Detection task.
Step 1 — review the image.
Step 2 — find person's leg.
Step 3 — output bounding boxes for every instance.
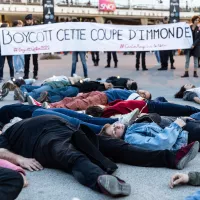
[71,52,78,76]
[193,56,198,77]
[50,108,118,125]
[155,51,160,63]
[169,50,175,68]
[96,52,100,65]
[153,97,168,103]
[7,56,14,79]
[0,55,5,80]
[32,54,38,78]
[47,86,79,103]
[112,52,118,67]
[24,54,31,78]
[136,52,140,70]
[182,51,190,77]
[20,85,40,94]
[106,52,111,67]
[28,85,52,99]
[147,101,200,116]
[185,120,200,144]
[0,104,39,125]
[142,52,147,70]
[19,55,25,71]
[79,52,88,78]
[91,52,95,65]
[0,167,24,200]
[13,55,20,72]
[32,109,102,134]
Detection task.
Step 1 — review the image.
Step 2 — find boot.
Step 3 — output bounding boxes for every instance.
[114,62,118,68]
[194,71,198,78]
[181,71,189,78]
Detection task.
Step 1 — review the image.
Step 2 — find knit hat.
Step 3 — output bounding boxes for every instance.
[25,14,33,20]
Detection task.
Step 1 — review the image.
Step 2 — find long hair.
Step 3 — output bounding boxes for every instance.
[174,86,186,98]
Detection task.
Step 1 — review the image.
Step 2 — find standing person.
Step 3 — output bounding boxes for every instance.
[135,51,148,71]
[182,16,200,78]
[71,18,88,78]
[105,20,118,68]
[154,20,161,66]
[169,50,176,69]
[0,23,15,83]
[12,20,24,75]
[23,14,39,80]
[158,17,173,71]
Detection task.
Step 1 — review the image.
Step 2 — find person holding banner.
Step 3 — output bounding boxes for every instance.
[23,14,39,80]
[182,16,200,78]
[0,23,15,83]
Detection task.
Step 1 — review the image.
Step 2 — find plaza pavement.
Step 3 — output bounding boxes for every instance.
[1,52,200,200]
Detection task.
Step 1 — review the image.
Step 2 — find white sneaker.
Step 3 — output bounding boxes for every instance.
[119,109,140,126]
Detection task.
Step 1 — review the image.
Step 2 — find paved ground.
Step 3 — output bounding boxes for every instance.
[1,52,200,200]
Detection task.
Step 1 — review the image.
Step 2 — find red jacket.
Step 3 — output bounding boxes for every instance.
[102,100,148,118]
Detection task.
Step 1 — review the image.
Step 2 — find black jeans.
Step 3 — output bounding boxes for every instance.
[160,50,169,69]
[136,51,146,69]
[24,54,38,78]
[107,52,118,65]
[169,50,174,66]
[0,55,14,79]
[0,167,23,200]
[147,101,200,116]
[91,52,99,64]
[0,104,38,125]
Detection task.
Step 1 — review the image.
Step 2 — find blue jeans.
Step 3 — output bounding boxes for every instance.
[47,86,79,103]
[13,55,24,72]
[32,108,117,134]
[0,55,14,79]
[155,51,160,63]
[71,52,88,77]
[20,85,52,100]
[185,50,198,69]
[148,101,200,116]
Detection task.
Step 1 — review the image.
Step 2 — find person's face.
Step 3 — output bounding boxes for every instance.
[184,84,195,90]
[138,90,151,100]
[105,122,125,139]
[194,18,200,26]
[26,19,33,25]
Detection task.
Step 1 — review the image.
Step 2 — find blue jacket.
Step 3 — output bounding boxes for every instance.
[124,122,188,151]
[185,191,200,200]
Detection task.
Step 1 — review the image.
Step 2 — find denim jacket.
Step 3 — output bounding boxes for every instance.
[185,191,200,200]
[124,122,188,151]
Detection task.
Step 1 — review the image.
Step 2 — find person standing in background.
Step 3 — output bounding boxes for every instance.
[105,20,118,68]
[12,20,24,75]
[0,23,15,83]
[182,16,200,78]
[135,51,148,71]
[23,14,39,80]
[154,20,161,67]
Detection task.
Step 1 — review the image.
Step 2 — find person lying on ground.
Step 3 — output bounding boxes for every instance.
[0,104,138,134]
[13,75,83,102]
[175,84,200,104]
[169,172,200,200]
[30,81,114,103]
[27,88,152,110]
[0,115,198,197]
[98,76,138,90]
[86,98,200,118]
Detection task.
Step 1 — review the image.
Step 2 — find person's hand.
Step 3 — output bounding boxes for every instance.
[191,46,195,49]
[169,173,189,189]
[17,157,43,172]
[174,118,186,128]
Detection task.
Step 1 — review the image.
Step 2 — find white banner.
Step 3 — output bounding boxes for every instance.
[0,22,193,55]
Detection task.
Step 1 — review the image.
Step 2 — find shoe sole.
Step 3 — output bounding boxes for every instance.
[37,92,48,103]
[97,175,131,197]
[128,108,140,126]
[27,96,34,106]
[177,141,199,170]
[15,88,25,102]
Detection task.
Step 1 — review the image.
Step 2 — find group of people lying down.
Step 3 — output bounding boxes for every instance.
[0,75,200,199]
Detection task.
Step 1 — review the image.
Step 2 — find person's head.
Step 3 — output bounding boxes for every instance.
[71,18,79,22]
[163,16,169,24]
[137,90,152,100]
[99,122,125,139]
[191,15,200,25]
[1,23,9,28]
[12,20,23,27]
[104,83,113,90]
[106,20,112,24]
[174,84,195,98]
[25,14,33,25]
[86,106,104,117]
[126,80,138,90]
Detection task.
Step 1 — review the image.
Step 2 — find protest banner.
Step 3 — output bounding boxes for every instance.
[0,22,193,55]
[99,0,116,12]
